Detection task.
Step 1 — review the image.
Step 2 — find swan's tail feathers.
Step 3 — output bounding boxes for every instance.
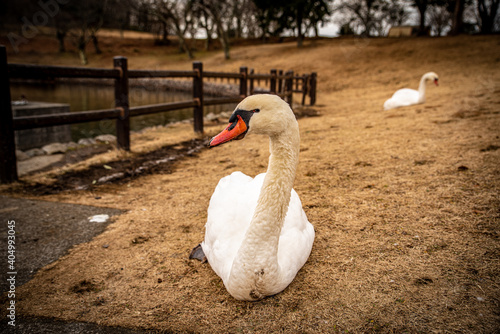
[189,243,207,263]
[383,98,394,111]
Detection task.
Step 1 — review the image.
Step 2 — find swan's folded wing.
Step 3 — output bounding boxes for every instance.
[384,88,419,110]
[202,172,264,280]
[277,189,315,281]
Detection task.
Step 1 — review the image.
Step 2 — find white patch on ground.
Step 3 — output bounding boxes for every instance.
[88,214,110,223]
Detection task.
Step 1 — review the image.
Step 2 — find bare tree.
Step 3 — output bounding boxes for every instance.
[194,6,215,50]
[53,11,73,53]
[412,0,431,35]
[336,0,395,36]
[253,0,331,46]
[291,0,332,46]
[228,0,258,39]
[449,0,465,35]
[386,0,413,26]
[63,0,110,64]
[428,3,452,35]
[306,0,333,37]
[149,0,195,59]
[240,0,260,38]
[477,0,500,33]
[253,2,287,41]
[194,0,232,60]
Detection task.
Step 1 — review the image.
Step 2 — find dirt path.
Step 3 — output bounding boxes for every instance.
[1,35,499,333]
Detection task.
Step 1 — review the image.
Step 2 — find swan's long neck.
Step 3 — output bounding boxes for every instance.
[417,75,428,103]
[227,120,300,300]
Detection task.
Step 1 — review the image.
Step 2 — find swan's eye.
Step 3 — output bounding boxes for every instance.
[252,109,260,113]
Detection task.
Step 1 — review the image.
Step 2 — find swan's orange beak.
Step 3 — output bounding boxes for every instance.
[434,78,439,86]
[209,115,248,147]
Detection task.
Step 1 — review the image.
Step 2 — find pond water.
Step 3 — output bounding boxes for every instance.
[10,82,235,141]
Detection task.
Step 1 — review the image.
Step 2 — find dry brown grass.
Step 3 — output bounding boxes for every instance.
[1,34,500,333]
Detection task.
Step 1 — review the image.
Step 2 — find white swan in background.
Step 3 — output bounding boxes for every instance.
[190,94,314,301]
[383,72,439,110]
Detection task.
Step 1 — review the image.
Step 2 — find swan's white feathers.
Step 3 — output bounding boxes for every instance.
[200,94,314,301]
[383,88,419,110]
[202,172,259,281]
[202,171,314,285]
[383,72,439,110]
[277,193,314,281]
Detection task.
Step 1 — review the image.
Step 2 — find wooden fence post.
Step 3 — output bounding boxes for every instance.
[309,72,317,105]
[270,69,277,94]
[249,69,254,95]
[114,56,130,150]
[285,70,294,106]
[0,46,18,183]
[301,74,309,106]
[193,61,204,133]
[278,70,283,93]
[239,66,248,97]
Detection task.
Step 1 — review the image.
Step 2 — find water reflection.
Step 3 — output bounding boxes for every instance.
[10,82,234,141]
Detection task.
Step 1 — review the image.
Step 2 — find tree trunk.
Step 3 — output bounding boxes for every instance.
[201,3,230,59]
[92,34,102,54]
[79,49,88,65]
[204,32,212,51]
[297,32,303,47]
[56,30,66,53]
[171,19,193,59]
[296,5,304,47]
[478,0,500,33]
[417,0,428,35]
[201,12,212,51]
[221,33,230,60]
[450,0,465,35]
[216,23,230,59]
[77,35,88,65]
[162,21,169,42]
[179,35,194,59]
[184,44,194,59]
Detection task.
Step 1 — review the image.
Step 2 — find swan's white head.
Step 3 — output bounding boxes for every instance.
[423,72,439,86]
[209,94,295,147]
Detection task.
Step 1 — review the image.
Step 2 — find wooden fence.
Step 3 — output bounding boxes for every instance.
[0,45,317,183]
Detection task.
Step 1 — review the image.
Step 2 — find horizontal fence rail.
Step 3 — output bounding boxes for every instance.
[128,69,197,78]
[204,97,244,106]
[13,108,122,130]
[204,71,242,79]
[0,45,317,184]
[129,101,198,117]
[8,63,121,79]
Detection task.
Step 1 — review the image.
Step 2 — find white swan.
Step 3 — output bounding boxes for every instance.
[194,94,314,301]
[383,72,439,110]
